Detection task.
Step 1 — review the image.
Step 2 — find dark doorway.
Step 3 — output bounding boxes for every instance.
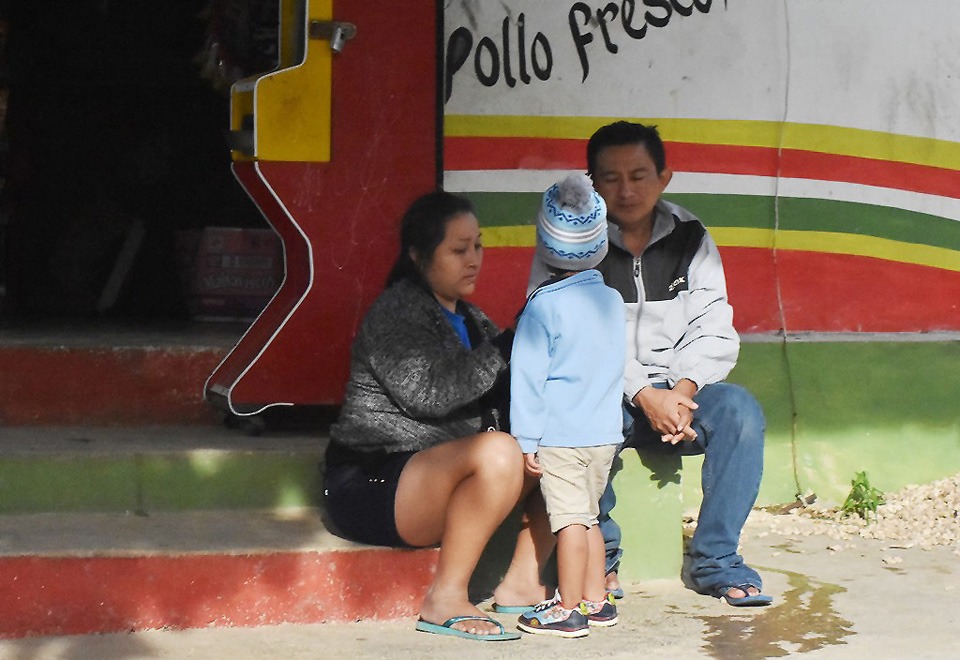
[0,0,276,322]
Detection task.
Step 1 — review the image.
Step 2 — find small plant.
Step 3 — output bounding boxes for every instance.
[841,471,885,520]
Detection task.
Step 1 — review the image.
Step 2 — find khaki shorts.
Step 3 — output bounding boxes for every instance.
[537,445,618,534]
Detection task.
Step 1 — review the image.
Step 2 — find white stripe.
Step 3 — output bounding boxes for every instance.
[446,170,577,192]
[671,173,960,223]
[444,170,960,223]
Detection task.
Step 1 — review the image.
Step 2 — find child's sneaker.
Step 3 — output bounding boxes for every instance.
[517,596,589,638]
[581,593,619,627]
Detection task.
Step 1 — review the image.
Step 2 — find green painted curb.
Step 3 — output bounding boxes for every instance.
[2,343,956,532]
[0,450,324,514]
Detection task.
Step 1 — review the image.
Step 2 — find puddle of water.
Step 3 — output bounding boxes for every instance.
[692,567,854,658]
[772,543,803,555]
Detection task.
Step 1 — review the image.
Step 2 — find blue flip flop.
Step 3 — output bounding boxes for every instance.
[416,615,521,641]
[492,603,535,614]
[716,584,773,607]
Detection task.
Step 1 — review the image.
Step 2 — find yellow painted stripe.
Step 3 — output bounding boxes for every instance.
[446,115,960,171]
[774,230,960,272]
[446,115,782,148]
[710,227,776,249]
[484,225,534,247]
[482,225,959,272]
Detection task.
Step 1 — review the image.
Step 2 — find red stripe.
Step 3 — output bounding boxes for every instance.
[471,246,960,333]
[0,550,437,638]
[775,250,960,332]
[446,136,585,171]
[445,136,960,199]
[0,347,223,425]
[668,142,778,177]
[780,148,960,199]
[444,137,778,176]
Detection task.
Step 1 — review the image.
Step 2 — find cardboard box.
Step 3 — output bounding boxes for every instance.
[176,228,282,321]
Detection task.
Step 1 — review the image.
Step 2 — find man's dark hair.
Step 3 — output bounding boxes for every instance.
[586,121,667,176]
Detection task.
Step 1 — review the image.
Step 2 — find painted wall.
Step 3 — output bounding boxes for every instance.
[442,0,960,332]
[442,0,960,503]
[206,0,439,412]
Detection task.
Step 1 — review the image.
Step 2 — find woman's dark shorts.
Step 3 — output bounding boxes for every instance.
[323,446,417,548]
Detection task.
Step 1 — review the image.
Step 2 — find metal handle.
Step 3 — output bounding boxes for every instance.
[309,20,357,53]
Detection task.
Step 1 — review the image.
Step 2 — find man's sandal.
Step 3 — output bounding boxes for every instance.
[605,571,625,599]
[715,584,773,607]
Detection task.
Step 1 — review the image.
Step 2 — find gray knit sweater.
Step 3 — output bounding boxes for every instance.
[330,279,508,454]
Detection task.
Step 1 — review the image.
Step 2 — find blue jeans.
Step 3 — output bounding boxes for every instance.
[599,382,766,593]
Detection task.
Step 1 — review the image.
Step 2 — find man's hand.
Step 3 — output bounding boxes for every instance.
[523,453,543,477]
[632,379,699,445]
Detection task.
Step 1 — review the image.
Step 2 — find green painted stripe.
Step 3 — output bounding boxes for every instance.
[777,197,960,251]
[664,194,775,230]
[467,192,774,231]
[669,194,960,252]
[469,191,540,228]
[466,191,960,254]
[0,451,323,515]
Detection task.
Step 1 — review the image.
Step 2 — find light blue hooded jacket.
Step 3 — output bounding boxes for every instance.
[510,270,626,454]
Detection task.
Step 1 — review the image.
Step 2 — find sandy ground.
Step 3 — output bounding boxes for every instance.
[2,510,958,660]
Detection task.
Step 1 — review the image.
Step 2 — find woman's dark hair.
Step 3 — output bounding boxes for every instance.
[586,121,667,176]
[386,191,475,287]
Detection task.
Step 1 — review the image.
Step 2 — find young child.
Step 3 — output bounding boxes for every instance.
[510,173,626,638]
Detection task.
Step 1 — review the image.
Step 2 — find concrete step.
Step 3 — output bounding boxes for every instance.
[0,424,676,640]
[0,508,439,639]
[0,321,243,426]
[0,425,329,515]
[0,425,452,640]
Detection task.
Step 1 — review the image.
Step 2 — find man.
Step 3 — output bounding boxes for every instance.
[530,121,770,606]
[493,120,770,609]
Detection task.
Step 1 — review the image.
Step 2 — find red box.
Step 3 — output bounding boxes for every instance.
[176,228,282,321]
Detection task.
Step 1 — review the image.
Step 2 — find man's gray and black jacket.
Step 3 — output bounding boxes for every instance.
[528,199,740,402]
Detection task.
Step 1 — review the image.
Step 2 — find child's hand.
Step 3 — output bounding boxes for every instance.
[523,453,543,477]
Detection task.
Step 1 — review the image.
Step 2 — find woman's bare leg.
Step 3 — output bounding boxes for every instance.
[395,431,522,635]
[491,482,556,608]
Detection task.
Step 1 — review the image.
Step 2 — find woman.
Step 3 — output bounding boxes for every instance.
[323,191,524,641]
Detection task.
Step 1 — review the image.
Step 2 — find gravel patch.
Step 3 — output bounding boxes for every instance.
[744,472,960,555]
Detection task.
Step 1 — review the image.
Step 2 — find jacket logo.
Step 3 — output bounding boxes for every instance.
[668,277,686,292]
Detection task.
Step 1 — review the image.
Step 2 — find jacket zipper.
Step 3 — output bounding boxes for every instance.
[634,257,642,301]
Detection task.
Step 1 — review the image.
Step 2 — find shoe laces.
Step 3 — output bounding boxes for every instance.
[531,590,562,613]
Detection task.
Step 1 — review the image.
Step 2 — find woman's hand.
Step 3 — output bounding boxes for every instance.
[523,453,543,477]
